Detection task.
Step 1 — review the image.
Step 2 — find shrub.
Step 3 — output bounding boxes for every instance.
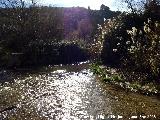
[99,13,142,66]
[96,12,160,83]
[126,19,160,82]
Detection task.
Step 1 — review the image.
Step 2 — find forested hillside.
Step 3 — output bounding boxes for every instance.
[0,1,120,68]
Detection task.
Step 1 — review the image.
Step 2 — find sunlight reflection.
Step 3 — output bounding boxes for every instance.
[1,63,160,119]
[22,68,112,119]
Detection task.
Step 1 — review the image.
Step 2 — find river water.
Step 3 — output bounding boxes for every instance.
[0,62,160,120]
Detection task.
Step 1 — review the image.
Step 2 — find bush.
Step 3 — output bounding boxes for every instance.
[99,13,143,66]
[97,12,160,83]
[20,40,89,67]
[125,19,160,82]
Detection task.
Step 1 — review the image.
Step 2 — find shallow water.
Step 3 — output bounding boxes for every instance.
[0,62,160,120]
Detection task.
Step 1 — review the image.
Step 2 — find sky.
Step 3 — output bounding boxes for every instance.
[39,0,122,11]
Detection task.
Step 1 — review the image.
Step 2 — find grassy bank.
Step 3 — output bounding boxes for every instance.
[91,63,160,96]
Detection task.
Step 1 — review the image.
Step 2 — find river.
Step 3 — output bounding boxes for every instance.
[0,61,160,120]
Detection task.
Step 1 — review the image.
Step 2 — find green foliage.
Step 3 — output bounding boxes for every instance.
[91,63,159,94]
[91,63,123,83]
[112,74,123,82]
[91,63,103,75]
[130,82,141,90]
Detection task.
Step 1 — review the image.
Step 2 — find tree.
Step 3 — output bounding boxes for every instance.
[144,0,160,20]
[117,0,146,13]
[0,0,40,50]
[78,19,93,41]
[100,4,110,11]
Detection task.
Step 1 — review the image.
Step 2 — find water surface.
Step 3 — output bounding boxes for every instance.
[0,62,160,120]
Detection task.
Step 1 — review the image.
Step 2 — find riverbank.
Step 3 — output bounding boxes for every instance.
[91,63,160,96]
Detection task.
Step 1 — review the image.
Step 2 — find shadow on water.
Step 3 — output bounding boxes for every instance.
[0,61,160,120]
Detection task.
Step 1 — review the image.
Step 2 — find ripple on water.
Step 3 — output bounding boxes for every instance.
[0,63,160,120]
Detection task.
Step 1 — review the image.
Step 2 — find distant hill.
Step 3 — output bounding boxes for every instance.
[61,5,121,41]
[0,5,121,44]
